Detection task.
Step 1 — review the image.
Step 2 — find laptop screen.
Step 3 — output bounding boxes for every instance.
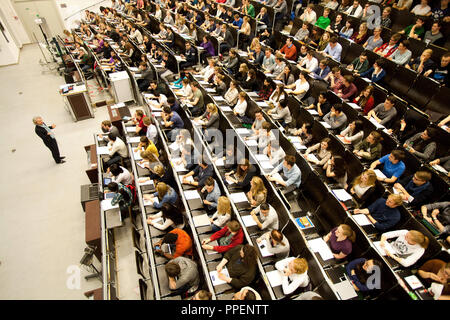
[103,177,112,185]
[104,192,116,199]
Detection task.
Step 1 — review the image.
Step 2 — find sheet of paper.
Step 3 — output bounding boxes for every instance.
[332,189,352,202]
[260,161,274,170]
[136,161,147,169]
[306,154,319,163]
[101,199,119,211]
[236,128,250,135]
[219,106,233,112]
[246,139,258,147]
[209,268,230,286]
[230,192,248,204]
[373,240,393,257]
[266,270,283,287]
[169,142,180,151]
[404,275,423,290]
[269,172,283,183]
[205,87,216,93]
[143,197,159,206]
[193,214,211,227]
[307,109,319,115]
[128,136,141,143]
[183,175,195,184]
[256,101,269,107]
[308,238,334,261]
[432,164,448,174]
[225,175,235,185]
[258,239,274,257]
[374,169,387,179]
[206,240,218,255]
[293,142,307,150]
[347,102,361,110]
[337,135,352,145]
[255,154,270,162]
[320,121,331,129]
[133,149,143,160]
[334,280,358,300]
[126,126,137,133]
[213,96,225,102]
[352,214,372,226]
[215,158,224,166]
[241,215,258,227]
[96,146,110,155]
[369,117,385,129]
[184,190,201,200]
[138,178,154,186]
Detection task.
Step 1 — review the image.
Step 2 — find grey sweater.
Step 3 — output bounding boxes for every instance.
[323,111,347,129]
[372,103,397,126]
[171,256,199,290]
[405,132,436,161]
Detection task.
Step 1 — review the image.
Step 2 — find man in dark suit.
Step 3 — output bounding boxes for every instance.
[33,116,65,164]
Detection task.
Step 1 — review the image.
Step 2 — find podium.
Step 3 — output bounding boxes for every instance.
[110,71,134,103]
[60,83,94,121]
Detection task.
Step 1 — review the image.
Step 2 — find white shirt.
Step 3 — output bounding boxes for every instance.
[200,65,215,81]
[300,10,317,24]
[113,166,133,185]
[146,124,158,143]
[108,137,128,158]
[300,56,319,72]
[131,29,143,44]
[411,4,431,15]
[382,230,425,267]
[275,257,309,295]
[234,99,247,117]
[292,79,310,99]
[345,5,363,18]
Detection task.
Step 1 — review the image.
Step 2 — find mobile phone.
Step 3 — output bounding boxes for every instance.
[155,245,161,250]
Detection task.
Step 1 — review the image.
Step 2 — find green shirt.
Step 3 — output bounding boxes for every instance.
[245,4,255,18]
[404,25,425,38]
[315,16,331,30]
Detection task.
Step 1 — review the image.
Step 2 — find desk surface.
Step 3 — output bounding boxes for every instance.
[60,84,87,96]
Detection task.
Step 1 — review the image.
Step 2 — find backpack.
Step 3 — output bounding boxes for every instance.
[126,184,137,203]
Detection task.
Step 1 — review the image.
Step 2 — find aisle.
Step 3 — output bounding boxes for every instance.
[0,44,108,299]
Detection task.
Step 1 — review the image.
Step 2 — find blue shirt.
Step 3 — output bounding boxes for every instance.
[153,186,178,209]
[323,43,342,62]
[367,198,401,231]
[232,18,243,28]
[274,163,301,187]
[311,66,330,80]
[379,155,405,179]
[346,258,370,292]
[170,111,184,129]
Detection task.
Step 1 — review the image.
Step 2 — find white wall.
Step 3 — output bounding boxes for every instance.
[0,13,20,65]
[0,0,30,46]
[54,0,110,30]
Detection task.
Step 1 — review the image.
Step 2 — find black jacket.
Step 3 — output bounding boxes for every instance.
[35,124,55,144]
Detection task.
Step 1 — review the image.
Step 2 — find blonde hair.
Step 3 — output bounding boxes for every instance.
[292,258,308,274]
[408,230,429,248]
[353,170,377,188]
[140,150,158,162]
[217,196,231,215]
[422,49,433,58]
[156,182,169,200]
[207,103,218,114]
[240,63,249,73]
[339,224,356,242]
[388,194,403,206]
[251,176,267,199]
[153,165,164,176]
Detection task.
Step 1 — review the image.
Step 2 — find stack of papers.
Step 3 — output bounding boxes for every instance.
[332,189,353,202]
[266,270,283,287]
[126,126,137,133]
[306,154,319,163]
[101,199,119,211]
[352,214,372,226]
[369,117,385,129]
[183,175,195,184]
[241,215,257,227]
[374,169,387,179]
[219,106,233,112]
[184,190,201,200]
[96,146,110,155]
[143,197,159,206]
[308,238,334,261]
[255,154,270,162]
[136,161,147,169]
[209,268,230,286]
[432,164,448,174]
[334,281,358,300]
[230,192,248,204]
[138,178,154,186]
[128,136,141,143]
[193,214,211,227]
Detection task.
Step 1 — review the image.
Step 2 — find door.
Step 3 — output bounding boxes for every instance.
[13,0,65,43]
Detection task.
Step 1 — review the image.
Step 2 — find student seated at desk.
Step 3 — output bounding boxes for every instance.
[214,143,244,171]
[257,230,290,260]
[324,155,348,189]
[182,156,214,188]
[288,123,313,146]
[379,229,429,268]
[214,244,258,289]
[393,170,434,208]
[232,286,262,300]
[403,126,438,162]
[284,71,310,100]
[268,155,302,189]
[201,220,244,253]
[143,182,178,209]
[346,258,384,292]
[418,259,450,300]
[339,120,364,146]
[162,106,185,141]
[323,224,356,260]
[107,182,133,214]
[147,203,185,231]
[304,92,331,118]
[224,158,257,191]
[366,96,397,128]
[421,201,450,245]
[304,138,332,166]
[131,110,148,136]
[251,111,265,136]
[353,194,403,232]
[267,83,287,105]
[323,104,348,131]
[108,163,133,186]
[267,99,293,128]
[210,196,232,232]
[153,227,191,259]
[104,133,128,169]
[350,170,377,206]
[369,150,406,184]
[135,136,158,158]
[143,164,177,190]
[250,202,280,231]
[265,140,286,168]
[165,256,199,296]
[353,131,383,161]
[224,80,240,106]
[254,121,277,150]
[275,257,310,295]
[201,177,221,214]
[191,290,213,300]
[247,176,267,208]
[139,150,162,171]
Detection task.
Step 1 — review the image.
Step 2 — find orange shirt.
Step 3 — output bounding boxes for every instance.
[280,44,298,61]
[170,228,193,258]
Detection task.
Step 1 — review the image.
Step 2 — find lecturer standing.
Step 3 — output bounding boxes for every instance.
[33,116,65,164]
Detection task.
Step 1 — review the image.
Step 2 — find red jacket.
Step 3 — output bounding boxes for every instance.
[280,44,298,61]
[210,226,244,253]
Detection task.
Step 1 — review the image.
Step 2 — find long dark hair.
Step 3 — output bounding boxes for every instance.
[160,202,184,225]
[241,244,257,267]
[332,155,347,178]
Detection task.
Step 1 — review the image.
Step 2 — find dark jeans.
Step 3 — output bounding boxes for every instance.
[211,224,221,233]
[104,152,121,170]
[44,138,62,163]
[200,51,212,65]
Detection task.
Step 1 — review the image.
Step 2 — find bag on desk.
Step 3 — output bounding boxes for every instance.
[126,184,137,204]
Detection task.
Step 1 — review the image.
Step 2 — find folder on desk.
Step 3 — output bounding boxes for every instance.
[352,214,372,226]
[334,280,358,300]
[230,192,248,204]
[184,190,201,200]
[295,216,314,229]
[205,88,216,93]
[256,101,269,107]
[209,268,230,286]
[308,238,334,261]
[126,126,137,133]
[347,102,361,110]
[306,154,319,163]
[332,189,352,202]
[213,96,225,102]
[96,146,110,155]
[404,275,423,290]
[258,239,274,257]
[143,197,159,207]
[241,215,258,227]
[193,214,211,227]
[206,240,218,255]
[293,142,307,151]
[266,270,283,287]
